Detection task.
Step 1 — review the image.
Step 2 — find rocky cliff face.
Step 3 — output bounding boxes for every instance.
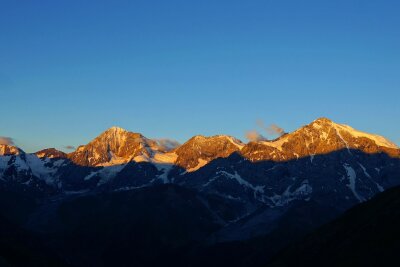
[64,128,247,175]
[67,127,163,167]
[0,144,23,156]
[173,135,244,171]
[241,118,399,162]
[35,148,67,159]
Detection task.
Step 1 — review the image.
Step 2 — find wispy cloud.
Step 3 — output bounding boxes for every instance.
[245,120,286,142]
[245,130,267,142]
[257,120,286,137]
[0,136,14,145]
[155,139,181,151]
[266,124,285,136]
[64,145,76,150]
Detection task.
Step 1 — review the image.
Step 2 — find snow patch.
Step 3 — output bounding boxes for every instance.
[187,158,209,172]
[333,125,352,155]
[153,152,178,164]
[267,180,312,206]
[358,163,384,192]
[154,163,174,183]
[226,136,245,150]
[335,123,398,149]
[24,154,64,185]
[96,164,127,186]
[214,171,265,201]
[343,164,364,202]
[260,136,289,152]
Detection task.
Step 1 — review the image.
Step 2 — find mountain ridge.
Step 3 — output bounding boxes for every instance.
[2,118,392,165]
[1,117,398,201]
[53,118,399,169]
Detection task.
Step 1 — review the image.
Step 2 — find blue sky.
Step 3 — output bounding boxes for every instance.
[1,0,399,152]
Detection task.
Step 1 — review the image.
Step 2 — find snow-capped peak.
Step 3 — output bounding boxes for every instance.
[0,144,24,156]
[307,117,397,149]
[331,123,398,149]
[104,126,128,134]
[68,127,164,167]
[241,117,399,162]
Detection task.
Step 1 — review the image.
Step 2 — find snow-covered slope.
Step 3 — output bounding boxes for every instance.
[0,148,66,191]
[241,118,399,162]
[332,122,398,149]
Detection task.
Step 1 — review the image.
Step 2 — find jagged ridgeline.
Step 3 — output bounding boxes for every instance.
[1,117,398,203]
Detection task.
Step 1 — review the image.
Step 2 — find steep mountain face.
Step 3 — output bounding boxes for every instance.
[67,129,244,171]
[67,127,164,167]
[173,135,244,171]
[172,118,399,225]
[241,117,399,162]
[58,130,245,189]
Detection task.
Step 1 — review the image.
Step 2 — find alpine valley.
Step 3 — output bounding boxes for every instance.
[1,117,399,267]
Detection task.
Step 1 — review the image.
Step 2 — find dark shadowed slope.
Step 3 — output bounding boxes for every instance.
[0,214,69,267]
[42,184,246,267]
[267,185,400,267]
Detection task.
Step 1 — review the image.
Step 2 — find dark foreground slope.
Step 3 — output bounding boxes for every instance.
[2,184,400,267]
[40,184,247,267]
[0,215,68,267]
[267,186,400,267]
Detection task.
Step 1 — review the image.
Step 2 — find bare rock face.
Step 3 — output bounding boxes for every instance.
[0,144,24,156]
[174,135,244,171]
[35,148,67,159]
[241,118,399,162]
[68,127,163,166]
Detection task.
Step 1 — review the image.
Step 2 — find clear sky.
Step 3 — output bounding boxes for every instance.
[1,0,399,152]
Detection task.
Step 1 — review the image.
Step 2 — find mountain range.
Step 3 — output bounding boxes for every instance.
[0,117,399,266]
